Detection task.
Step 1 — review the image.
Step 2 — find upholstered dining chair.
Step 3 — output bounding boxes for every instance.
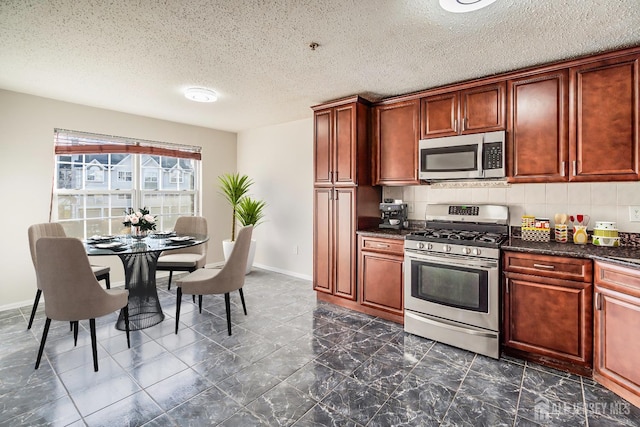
[27,222,111,330]
[174,225,252,336]
[34,237,130,372]
[156,216,208,290]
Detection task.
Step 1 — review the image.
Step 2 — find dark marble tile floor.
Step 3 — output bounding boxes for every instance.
[1,269,638,426]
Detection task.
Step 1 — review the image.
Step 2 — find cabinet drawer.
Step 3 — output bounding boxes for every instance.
[360,236,404,256]
[595,261,640,298]
[503,251,592,282]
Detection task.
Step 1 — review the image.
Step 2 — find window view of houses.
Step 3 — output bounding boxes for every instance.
[54,153,198,237]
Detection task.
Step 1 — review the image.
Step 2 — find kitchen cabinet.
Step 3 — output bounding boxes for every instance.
[570,54,640,182]
[314,97,371,186]
[507,70,569,182]
[314,187,357,299]
[420,82,505,139]
[312,96,381,304]
[358,235,404,322]
[593,261,640,408]
[373,99,420,185]
[503,251,593,376]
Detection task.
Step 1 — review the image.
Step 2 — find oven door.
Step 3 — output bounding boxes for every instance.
[404,250,500,331]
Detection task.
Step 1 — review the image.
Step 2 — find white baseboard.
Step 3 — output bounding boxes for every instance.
[252,263,312,281]
[0,299,34,312]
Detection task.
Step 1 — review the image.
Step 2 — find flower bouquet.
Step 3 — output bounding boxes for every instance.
[123,207,157,238]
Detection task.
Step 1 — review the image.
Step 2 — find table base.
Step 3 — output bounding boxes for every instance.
[116,251,164,331]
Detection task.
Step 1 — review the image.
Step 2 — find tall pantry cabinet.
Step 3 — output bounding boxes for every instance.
[312,96,381,303]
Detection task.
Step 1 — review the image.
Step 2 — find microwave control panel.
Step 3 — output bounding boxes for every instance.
[483,142,503,170]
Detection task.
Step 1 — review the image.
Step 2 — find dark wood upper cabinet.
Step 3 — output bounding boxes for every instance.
[421,82,506,139]
[373,99,420,186]
[507,70,569,182]
[313,97,371,187]
[570,54,640,181]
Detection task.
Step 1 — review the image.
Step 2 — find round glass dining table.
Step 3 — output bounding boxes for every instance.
[85,233,209,331]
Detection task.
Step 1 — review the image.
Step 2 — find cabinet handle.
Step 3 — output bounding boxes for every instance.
[462,117,467,131]
[560,161,566,177]
[595,292,602,311]
[533,263,555,270]
[329,189,333,200]
[334,189,339,200]
[454,119,458,133]
[505,278,509,294]
[573,160,577,176]
[372,243,390,249]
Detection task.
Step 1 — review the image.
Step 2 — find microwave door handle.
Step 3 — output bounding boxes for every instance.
[478,142,484,177]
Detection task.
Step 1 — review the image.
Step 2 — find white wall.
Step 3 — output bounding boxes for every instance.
[385,182,640,231]
[0,89,237,309]
[237,118,313,279]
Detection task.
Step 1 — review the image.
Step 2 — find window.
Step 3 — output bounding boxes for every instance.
[118,171,132,182]
[52,129,201,238]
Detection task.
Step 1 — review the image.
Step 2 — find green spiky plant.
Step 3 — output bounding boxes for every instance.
[236,197,267,229]
[218,173,253,241]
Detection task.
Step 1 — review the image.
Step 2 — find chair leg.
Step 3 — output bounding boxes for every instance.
[35,318,51,369]
[70,322,73,331]
[239,288,247,316]
[198,295,203,313]
[192,295,196,303]
[167,271,173,290]
[73,321,79,346]
[175,287,182,334]
[89,318,98,372]
[27,290,42,330]
[123,306,130,348]
[224,293,232,336]
[105,274,111,290]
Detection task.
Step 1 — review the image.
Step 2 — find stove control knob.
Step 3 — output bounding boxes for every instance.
[472,248,481,256]
[443,245,451,252]
[462,247,471,255]
[417,242,425,249]
[427,243,433,250]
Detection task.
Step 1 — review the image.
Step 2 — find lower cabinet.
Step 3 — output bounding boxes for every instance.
[593,261,640,408]
[358,235,404,322]
[502,251,593,376]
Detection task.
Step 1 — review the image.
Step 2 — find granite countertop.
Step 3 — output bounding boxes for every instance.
[357,227,640,269]
[357,228,413,240]
[502,237,640,268]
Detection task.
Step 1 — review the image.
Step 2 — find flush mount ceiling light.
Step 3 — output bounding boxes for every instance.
[184,87,218,103]
[439,0,498,13]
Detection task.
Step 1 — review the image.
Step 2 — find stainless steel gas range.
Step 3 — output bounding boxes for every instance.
[404,204,509,359]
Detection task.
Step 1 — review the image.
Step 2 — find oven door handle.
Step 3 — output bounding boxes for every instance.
[406,252,497,270]
[405,311,497,338]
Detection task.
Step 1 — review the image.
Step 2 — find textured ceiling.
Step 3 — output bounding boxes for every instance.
[1,0,639,133]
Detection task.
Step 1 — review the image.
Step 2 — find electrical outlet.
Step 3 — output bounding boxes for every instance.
[630,206,640,222]
[407,202,414,214]
[293,245,299,255]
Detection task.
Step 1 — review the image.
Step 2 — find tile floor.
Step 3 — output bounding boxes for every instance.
[1,269,638,426]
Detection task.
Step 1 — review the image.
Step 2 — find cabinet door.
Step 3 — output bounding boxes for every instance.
[359,251,403,315]
[421,93,458,138]
[593,261,640,407]
[313,188,333,294]
[508,70,569,182]
[461,82,506,134]
[504,274,592,367]
[334,188,356,300]
[374,100,420,185]
[334,104,357,185]
[314,109,333,185]
[571,55,640,181]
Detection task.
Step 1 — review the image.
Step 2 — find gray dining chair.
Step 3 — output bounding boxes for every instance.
[34,237,130,372]
[27,222,111,330]
[156,216,208,290]
[174,225,252,335]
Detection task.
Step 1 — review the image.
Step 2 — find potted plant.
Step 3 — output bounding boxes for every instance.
[218,173,266,274]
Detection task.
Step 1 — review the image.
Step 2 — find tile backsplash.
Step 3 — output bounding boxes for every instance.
[383,181,640,233]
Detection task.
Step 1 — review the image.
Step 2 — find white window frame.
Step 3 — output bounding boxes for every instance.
[53,153,200,237]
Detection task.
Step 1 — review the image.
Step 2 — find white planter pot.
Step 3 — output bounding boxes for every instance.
[222,238,256,275]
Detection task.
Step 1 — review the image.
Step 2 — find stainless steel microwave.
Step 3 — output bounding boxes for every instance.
[418,131,505,181]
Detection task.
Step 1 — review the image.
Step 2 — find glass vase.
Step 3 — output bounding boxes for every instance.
[131,226,148,239]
